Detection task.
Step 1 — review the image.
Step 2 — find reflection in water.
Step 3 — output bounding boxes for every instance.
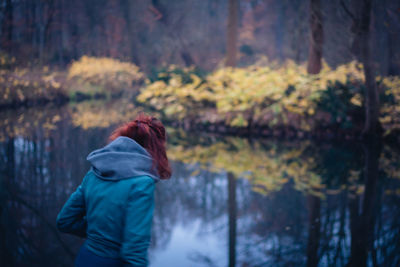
[348,140,380,267]
[306,195,320,267]
[228,172,237,267]
[0,101,399,267]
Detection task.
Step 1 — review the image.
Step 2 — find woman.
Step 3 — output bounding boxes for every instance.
[56,114,171,267]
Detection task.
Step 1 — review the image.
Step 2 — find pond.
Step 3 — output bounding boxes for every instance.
[1,100,399,267]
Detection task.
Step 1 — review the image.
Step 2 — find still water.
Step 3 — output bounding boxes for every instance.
[1,100,399,267]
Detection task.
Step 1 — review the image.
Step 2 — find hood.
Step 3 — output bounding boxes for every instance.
[87,136,160,181]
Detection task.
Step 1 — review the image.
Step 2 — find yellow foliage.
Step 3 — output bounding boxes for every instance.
[70,99,146,129]
[167,132,324,196]
[380,76,400,134]
[0,107,65,141]
[68,56,143,93]
[350,93,362,107]
[138,61,369,131]
[0,66,65,106]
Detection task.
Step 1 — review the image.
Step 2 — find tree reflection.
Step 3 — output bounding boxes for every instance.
[0,108,111,266]
[0,102,399,266]
[166,132,400,266]
[228,172,237,267]
[306,195,320,267]
[347,140,381,267]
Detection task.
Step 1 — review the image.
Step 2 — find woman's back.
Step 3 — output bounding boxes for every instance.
[84,172,155,260]
[57,136,159,266]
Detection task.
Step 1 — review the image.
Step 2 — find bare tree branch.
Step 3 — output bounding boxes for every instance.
[148,5,163,21]
[386,8,400,30]
[340,0,356,21]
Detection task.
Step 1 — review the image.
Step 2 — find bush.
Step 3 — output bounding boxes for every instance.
[148,64,206,84]
[70,99,146,129]
[138,61,372,131]
[0,52,16,69]
[68,56,144,95]
[380,76,400,135]
[0,67,65,107]
[139,61,400,133]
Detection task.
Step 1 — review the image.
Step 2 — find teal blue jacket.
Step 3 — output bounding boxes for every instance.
[56,137,160,266]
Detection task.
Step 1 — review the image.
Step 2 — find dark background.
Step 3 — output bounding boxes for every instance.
[0,0,399,74]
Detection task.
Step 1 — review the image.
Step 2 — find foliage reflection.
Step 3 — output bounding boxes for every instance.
[0,101,399,266]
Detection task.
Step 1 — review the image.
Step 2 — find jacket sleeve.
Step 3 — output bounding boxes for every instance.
[120,177,155,267]
[56,177,87,238]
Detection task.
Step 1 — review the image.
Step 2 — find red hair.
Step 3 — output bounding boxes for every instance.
[109,114,171,179]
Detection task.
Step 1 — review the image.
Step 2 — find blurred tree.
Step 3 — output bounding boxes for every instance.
[385,1,400,75]
[0,0,398,75]
[0,0,13,54]
[347,0,380,136]
[306,2,324,252]
[228,172,237,267]
[306,194,320,267]
[119,0,140,65]
[347,140,381,266]
[226,0,238,67]
[38,0,55,62]
[307,0,323,74]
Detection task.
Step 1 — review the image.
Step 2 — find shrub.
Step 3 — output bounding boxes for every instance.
[380,76,400,135]
[68,56,144,95]
[138,61,371,131]
[0,52,16,69]
[0,67,65,106]
[70,99,148,130]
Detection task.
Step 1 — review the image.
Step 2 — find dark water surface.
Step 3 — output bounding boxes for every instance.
[1,101,400,267]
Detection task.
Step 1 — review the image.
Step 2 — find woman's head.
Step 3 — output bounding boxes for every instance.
[109,114,171,179]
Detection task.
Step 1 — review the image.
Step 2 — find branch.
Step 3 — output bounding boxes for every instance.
[11,195,75,259]
[148,5,163,21]
[340,0,356,21]
[386,8,400,30]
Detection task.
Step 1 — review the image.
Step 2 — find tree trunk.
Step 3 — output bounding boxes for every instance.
[43,0,55,51]
[1,0,13,54]
[226,0,238,67]
[363,51,379,136]
[0,138,16,267]
[306,195,321,267]
[387,27,399,76]
[119,0,140,65]
[228,172,237,267]
[350,0,379,136]
[347,139,380,266]
[360,0,379,136]
[275,1,285,62]
[307,0,323,74]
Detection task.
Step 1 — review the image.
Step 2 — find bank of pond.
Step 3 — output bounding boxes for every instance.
[1,57,400,141]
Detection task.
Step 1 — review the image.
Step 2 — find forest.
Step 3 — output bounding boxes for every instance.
[0,0,399,139]
[1,1,400,267]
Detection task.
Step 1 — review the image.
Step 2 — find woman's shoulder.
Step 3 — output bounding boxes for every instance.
[83,171,155,200]
[84,169,155,184]
[113,175,155,195]
[129,175,155,192]
[122,176,155,203]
